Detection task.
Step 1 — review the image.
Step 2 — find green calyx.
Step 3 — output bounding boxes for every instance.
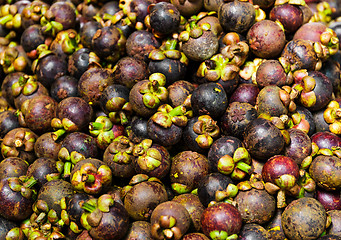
[217,147,252,176]
[97,194,114,212]
[209,230,239,240]
[40,15,64,36]
[193,115,220,148]
[106,98,132,125]
[133,139,153,156]
[151,104,188,128]
[11,75,38,97]
[136,148,162,171]
[109,136,134,154]
[215,183,238,202]
[197,54,239,82]
[141,73,168,109]
[275,174,297,189]
[171,183,192,194]
[8,176,37,199]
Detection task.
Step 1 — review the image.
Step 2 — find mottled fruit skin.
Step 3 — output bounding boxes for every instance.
[281,39,318,71]
[56,97,93,132]
[218,0,255,34]
[269,3,303,33]
[89,201,130,240]
[170,151,210,193]
[309,155,341,191]
[235,188,276,224]
[24,95,58,134]
[191,82,228,120]
[239,223,271,240]
[37,179,74,217]
[256,85,288,117]
[150,201,191,239]
[197,172,234,207]
[255,60,287,87]
[303,71,333,112]
[229,83,260,106]
[208,135,244,171]
[126,30,160,62]
[34,132,62,160]
[78,67,114,106]
[182,233,210,240]
[0,215,18,240]
[247,20,286,59]
[124,181,168,221]
[316,188,341,211]
[149,2,181,35]
[124,221,152,240]
[243,118,285,160]
[61,132,98,159]
[311,131,341,150]
[220,102,258,139]
[326,210,341,236]
[201,202,242,238]
[284,128,312,165]
[293,22,329,43]
[281,197,327,240]
[181,30,219,62]
[113,56,148,89]
[0,177,34,221]
[172,193,205,232]
[0,157,28,180]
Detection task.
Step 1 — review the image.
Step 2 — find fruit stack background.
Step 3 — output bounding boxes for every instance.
[0,0,341,239]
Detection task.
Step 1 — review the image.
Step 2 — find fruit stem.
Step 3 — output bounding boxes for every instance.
[24,177,38,188]
[81,202,97,213]
[82,174,95,183]
[63,162,72,179]
[235,161,252,174]
[168,105,185,117]
[0,15,13,25]
[52,129,65,141]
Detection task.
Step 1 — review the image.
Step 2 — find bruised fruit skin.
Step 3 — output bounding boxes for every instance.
[309,155,341,191]
[235,188,276,225]
[172,193,205,232]
[218,0,256,34]
[78,67,115,106]
[124,180,168,221]
[256,85,288,117]
[170,151,210,194]
[281,197,327,240]
[239,223,271,240]
[124,220,152,240]
[281,39,319,72]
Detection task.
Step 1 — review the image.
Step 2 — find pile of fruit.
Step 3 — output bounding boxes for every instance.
[0,0,341,239]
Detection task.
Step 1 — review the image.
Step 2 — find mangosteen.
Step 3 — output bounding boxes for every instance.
[281,197,327,240]
[123,175,168,221]
[169,151,209,194]
[150,201,191,240]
